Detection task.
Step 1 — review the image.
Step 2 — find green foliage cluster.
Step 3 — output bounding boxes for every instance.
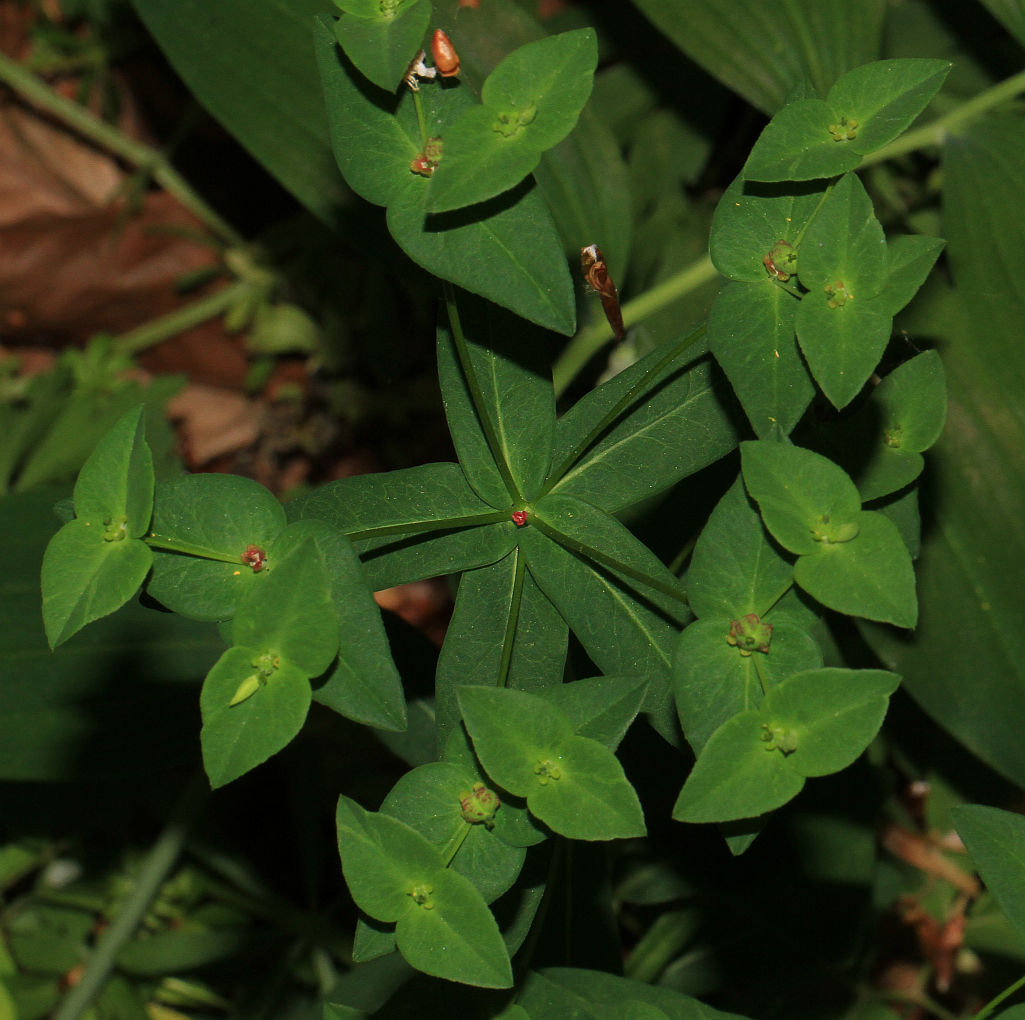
[6,0,1025,1018]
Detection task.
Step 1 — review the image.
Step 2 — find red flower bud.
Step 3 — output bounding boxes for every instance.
[432,29,460,78]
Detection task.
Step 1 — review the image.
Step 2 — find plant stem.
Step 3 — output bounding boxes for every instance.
[974,970,1025,1020]
[113,279,248,356]
[0,51,243,248]
[552,254,718,397]
[495,551,527,687]
[144,532,249,564]
[52,772,209,1020]
[861,66,1025,168]
[442,282,521,500]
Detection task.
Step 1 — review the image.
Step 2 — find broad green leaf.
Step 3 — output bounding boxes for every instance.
[744,59,950,181]
[458,686,645,840]
[200,646,312,788]
[877,234,946,316]
[332,3,431,92]
[550,343,741,514]
[315,18,576,334]
[71,406,153,538]
[953,805,1025,944]
[41,521,152,649]
[686,477,793,621]
[543,675,648,750]
[130,0,346,223]
[762,667,900,776]
[395,866,513,988]
[425,29,598,212]
[534,492,689,626]
[708,281,812,437]
[145,474,286,622]
[41,407,155,647]
[859,115,1025,787]
[674,619,822,757]
[437,292,556,507]
[794,511,917,627]
[741,440,861,556]
[276,520,406,731]
[518,523,679,683]
[794,171,891,408]
[627,0,886,115]
[870,349,946,453]
[826,58,951,153]
[435,549,567,749]
[672,709,805,823]
[335,795,445,922]
[709,173,824,282]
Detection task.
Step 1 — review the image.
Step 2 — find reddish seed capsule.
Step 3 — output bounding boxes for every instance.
[432,29,460,78]
[511,510,528,527]
[242,544,267,572]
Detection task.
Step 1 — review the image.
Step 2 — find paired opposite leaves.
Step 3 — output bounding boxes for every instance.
[458,686,646,841]
[744,59,951,182]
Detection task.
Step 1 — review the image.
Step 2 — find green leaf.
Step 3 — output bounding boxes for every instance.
[436,550,567,749]
[794,171,891,408]
[741,440,861,556]
[550,343,741,513]
[289,462,515,589]
[534,492,688,625]
[626,0,886,115]
[672,709,804,823]
[395,866,513,988]
[543,675,648,750]
[710,280,812,438]
[762,667,900,777]
[315,19,576,334]
[744,59,950,181]
[877,234,946,316]
[41,522,152,649]
[953,805,1025,945]
[687,477,793,621]
[41,407,155,646]
[425,29,598,212]
[458,686,646,840]
[437,292,556,507]
[858,114,1025,788]
[794,511,917,627]
[333,3,431,92]
[130,0,346,223]
[518,517,679,682]
[335,795,445,922]
[145,474,287,622]
[200,646,312,788]
[276,520,405,731]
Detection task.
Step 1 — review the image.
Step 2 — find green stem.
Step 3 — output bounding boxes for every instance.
[529,514,688,607]
[495,550,527,687]
[552,255,718,397]
[861,66,1025,169]
[542,322,707,500]
[974,970,1025,1020]
[113,280,247,356]
[443,282,521,500]
[0,52,243,248]
[347,510,508,544]
[411,88,429,147]
[52,772,209,1020]
[440,822,473,867]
